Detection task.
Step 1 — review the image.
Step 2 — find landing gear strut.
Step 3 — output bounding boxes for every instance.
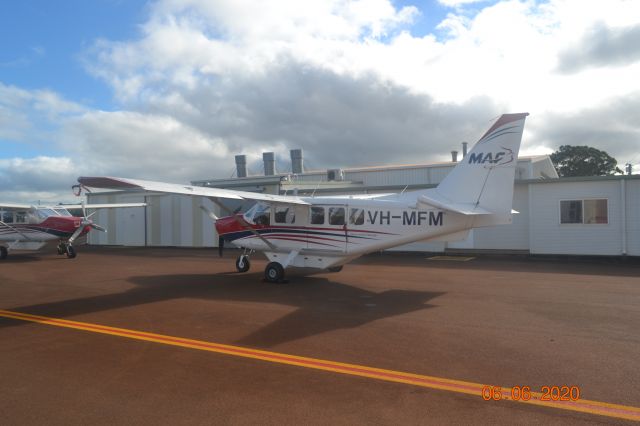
[235,254,250,272]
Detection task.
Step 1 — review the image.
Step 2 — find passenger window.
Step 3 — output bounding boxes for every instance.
[329,207,345,225]
[349,208,364,225]
[310,207,325,225]
[1,212,13,223]
[275,206,295,224]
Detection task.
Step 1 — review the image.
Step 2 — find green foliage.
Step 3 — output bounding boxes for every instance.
[550,145,623,177]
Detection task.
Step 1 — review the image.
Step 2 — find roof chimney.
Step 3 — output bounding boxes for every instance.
[263,152,276,176]
[235,155,247,178]
[462,142,468,158]
[451,150,458,162]
[290,149,303,174]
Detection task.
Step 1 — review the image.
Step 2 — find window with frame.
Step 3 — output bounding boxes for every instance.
[252,204,271,226]
[560,199,607,224]
[1,212,13,223]
[274,206,295,224]
[329,207,345,225]
[349,208,364,225]
[310,207,325,224]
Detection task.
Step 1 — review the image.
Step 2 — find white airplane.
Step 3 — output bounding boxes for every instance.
[78,113,528,282]
[0,202,145,259]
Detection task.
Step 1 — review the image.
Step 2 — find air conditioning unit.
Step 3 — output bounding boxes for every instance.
[327,168,344,181]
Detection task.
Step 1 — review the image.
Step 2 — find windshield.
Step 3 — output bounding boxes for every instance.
[53,207,72,216]
[244,202,270,226]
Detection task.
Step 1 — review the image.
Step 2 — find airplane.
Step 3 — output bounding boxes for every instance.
[0,202,145,260]
[77,113,528,282]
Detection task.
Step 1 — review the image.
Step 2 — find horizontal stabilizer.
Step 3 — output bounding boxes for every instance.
[417,193,493,215]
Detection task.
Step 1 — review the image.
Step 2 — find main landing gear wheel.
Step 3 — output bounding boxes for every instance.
[57,243,66,255]
[65,245,77,259]
[264,262,285,283]
[235,255,250,273]
[327,265,343,273]
[0,246,7,260]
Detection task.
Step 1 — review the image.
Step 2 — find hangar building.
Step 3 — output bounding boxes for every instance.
[86,150,640,256]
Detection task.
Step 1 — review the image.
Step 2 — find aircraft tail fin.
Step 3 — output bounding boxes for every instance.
[424,113,528,216]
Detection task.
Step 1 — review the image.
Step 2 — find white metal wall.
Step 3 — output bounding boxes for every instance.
[529,180,624,255]
[473,184,530,250]
[624,179,640,256]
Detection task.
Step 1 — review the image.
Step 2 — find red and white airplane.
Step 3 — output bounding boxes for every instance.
[78,113,528,282]
[0,202,145,259]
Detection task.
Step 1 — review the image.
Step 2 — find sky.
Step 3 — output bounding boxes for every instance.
[1,0,640,203]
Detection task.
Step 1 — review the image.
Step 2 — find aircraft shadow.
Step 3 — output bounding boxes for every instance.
[1,272,445,348]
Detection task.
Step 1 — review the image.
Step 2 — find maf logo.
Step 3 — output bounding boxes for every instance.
[467,147,513,166]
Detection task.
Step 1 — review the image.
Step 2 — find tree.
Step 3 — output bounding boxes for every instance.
[550,145,623,177]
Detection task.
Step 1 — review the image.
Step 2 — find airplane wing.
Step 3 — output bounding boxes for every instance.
[0,203,32,210]
[78,176,310,206]
[62,203,147,209]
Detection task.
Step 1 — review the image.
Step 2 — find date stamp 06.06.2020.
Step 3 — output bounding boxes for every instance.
[481,385,580,402]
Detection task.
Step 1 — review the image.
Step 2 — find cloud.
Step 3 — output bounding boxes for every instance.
[531,92,640,165]
[557,23,640,73]
[0,156,79,204]
[4,0,640,202]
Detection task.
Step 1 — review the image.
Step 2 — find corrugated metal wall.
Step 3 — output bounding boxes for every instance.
[88,193,219,247]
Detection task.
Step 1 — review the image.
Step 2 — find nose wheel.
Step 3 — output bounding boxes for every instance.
[235,254,250,272]
[57,242,76,259]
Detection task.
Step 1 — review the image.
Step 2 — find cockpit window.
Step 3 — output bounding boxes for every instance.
[36,208,57,220]
[247,203,270,226]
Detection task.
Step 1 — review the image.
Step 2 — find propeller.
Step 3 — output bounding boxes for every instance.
[67,202,107,245]
[201,204,228,256]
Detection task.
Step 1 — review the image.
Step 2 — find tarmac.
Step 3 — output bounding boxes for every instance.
[1,246,639,425]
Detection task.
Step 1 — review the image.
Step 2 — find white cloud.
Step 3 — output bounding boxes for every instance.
[4,0,640,202]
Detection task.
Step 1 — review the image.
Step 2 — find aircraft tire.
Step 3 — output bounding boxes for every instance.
[66,245,77,259]
[236,255,250,273]
[0,246,7,260]
[57,243,66,255]
[327,265,343,273]
[264,262,284,283]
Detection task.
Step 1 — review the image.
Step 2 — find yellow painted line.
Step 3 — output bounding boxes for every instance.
[1,309,639,422]
[427,256,475,262]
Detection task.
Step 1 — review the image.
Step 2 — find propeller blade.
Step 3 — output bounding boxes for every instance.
[90,223,107,232]
[199,205,219,221]
[218,236,224,257]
